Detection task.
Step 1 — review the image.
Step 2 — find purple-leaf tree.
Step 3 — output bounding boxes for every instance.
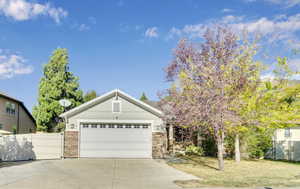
[160,26,259,170]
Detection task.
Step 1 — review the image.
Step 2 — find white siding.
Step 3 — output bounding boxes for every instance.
[273,127,300,161]
[274,127,300,141]
[66,96,164,132]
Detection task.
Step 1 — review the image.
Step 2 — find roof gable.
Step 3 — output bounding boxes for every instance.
[60,89,163,118]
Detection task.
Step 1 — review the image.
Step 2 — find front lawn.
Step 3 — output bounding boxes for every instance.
[168,155,300,188]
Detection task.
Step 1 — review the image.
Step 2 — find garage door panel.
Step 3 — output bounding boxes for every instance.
[80,141,150,146]
[81,130,150,140]
[80,150,151,158]
[80,123,152,158]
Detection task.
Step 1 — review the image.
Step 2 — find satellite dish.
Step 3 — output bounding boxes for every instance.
[59,99,71,107]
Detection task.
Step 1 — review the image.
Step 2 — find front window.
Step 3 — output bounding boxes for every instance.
[285,128,291,137]
[6,102,16,116]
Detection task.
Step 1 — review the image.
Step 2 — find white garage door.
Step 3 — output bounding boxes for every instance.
[80,123,152,158]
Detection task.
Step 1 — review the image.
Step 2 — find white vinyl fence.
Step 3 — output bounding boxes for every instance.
[0,133,64,161]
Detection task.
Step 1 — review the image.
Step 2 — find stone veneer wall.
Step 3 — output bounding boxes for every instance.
[152,132,167,158]
[64,131,78,158]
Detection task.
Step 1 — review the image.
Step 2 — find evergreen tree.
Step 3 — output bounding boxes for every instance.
[84,90,98,102]
[33,48,83,132]
[140,92,148,101]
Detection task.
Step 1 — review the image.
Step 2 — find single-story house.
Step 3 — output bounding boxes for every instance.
[60,89,167,159]
[0,92,36,134]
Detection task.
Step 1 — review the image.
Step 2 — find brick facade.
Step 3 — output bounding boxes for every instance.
[64,131,78,158]
[152,132,167,158]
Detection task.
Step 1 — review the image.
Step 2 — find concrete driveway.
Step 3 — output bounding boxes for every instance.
[0,159,197,189]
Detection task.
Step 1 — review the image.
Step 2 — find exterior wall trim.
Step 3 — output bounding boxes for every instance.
[76,119,156,131]
[76,119,155,124]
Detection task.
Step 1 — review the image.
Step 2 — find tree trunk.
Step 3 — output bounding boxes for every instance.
[168,124,174,153]
[197,129,202,147]
[216,133,224,171]
[235,133,241,162]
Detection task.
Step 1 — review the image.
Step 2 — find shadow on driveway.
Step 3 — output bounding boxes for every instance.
[0,160,34,168]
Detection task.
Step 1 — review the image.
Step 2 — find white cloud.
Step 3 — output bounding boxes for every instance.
[222,8,233,13]
[167,15,245,39]
[166,27,182,40]
[261,72,275,81]
[88,16,96,25]
[145,27,158,38]
[0,53,33,79]
[222,15,244,23]
[246,0,300,8]
[262,59,300,80]
[230,15,300,35]
[167,14,300,47]
[78,24,90,31]
[289,58,300,72]
[287,39,300,49]
[0,0,68,23]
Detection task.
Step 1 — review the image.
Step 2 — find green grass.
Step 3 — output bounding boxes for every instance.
[169,155,300,188]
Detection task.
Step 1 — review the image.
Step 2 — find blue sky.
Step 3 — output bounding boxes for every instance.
[0,0,300,111]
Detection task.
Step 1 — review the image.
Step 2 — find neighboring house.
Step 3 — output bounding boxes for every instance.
[60,89,167,159]
[272,127,300,161]
[0,92,36,134]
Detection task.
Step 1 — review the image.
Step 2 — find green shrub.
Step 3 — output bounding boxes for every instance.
[245,128,273,159]
[185,145,204,156]
[224,135,235,158]
[12,126,17,134]
[55,122,66,132]
[200,133,218,157]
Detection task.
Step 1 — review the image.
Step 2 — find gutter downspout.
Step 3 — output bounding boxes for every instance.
[17,103,20,134]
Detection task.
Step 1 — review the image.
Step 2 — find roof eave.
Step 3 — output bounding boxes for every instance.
[60,89,164,118]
